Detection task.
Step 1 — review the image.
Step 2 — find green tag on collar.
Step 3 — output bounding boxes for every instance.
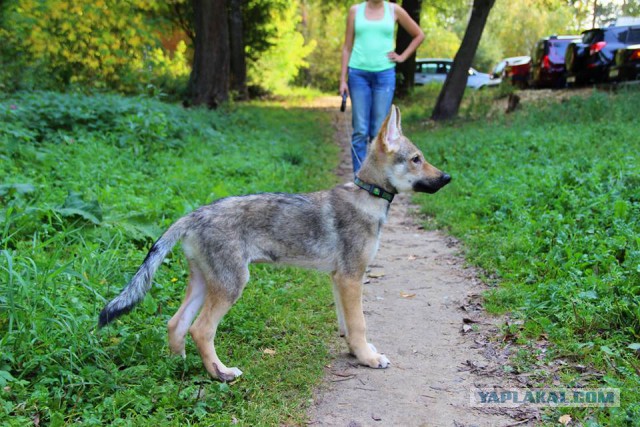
[354,177,395,203]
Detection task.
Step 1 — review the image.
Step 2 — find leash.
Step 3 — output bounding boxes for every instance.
[354,177,395,203]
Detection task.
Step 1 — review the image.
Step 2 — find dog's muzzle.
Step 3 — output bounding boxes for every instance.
[413,173,451,194]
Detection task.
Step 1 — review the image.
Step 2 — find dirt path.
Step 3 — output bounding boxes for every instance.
[306,100,536,427]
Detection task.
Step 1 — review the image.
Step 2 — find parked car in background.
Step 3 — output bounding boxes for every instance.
[609,43,640,82]
[529,35,581,88]
[414,58,497,89]
[565,25,640,85]
[491,56,531,88]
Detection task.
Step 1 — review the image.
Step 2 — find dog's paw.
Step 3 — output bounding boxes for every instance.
[168,342,187,359]
[367,343,377,353]
[213,363,243,382]
[375,353,390,369]
[361,350,390,369]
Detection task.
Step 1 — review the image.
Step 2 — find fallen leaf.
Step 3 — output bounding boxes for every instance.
[371,413,382,421]
[407,255,417,261]
[400,291,416,299]
[263,348,276,356]
[558,414,571,425]
[368,269,385,278]
[462,324,473,333]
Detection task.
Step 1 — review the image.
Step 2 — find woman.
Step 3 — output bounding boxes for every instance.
[340,0,424,174]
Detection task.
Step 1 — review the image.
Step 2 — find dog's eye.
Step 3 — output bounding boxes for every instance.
[411,155,421,164]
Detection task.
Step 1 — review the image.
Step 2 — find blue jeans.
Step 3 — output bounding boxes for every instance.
[348,67,396,174]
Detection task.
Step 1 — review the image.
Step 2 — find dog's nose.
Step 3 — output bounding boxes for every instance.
[441,173,451,184]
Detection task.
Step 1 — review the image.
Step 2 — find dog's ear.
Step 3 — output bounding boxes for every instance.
[378,105,402,154]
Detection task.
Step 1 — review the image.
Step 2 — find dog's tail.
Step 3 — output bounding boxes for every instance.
[98,218,188,328]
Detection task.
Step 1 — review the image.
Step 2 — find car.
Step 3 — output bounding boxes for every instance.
[491,56,531,88]
[565,25,640,85]
[414,58,497,89]
[529,35,581,88]
[609,43,640,81]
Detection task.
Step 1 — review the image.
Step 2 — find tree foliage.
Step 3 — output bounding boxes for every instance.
[247,1,316,94]
[298,1,350,92]
[3,0,636,97]
[0,0,189,93]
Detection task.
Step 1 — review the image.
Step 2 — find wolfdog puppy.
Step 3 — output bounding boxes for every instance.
[99,105,450,381]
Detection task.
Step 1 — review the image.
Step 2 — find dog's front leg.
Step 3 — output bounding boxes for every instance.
[331,281,347,337]
[333,273,390,369]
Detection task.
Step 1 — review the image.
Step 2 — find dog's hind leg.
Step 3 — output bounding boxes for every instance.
[189,267,248,382]
[334,272,390,369]
[168,261,206,357]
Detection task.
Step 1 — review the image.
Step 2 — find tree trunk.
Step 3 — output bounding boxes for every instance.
[431,0,495,121]
[187,0,230,108]
[228,0,248,99]
[395,0,421,97]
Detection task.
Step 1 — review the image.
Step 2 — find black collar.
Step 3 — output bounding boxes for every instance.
[354,177,395,203]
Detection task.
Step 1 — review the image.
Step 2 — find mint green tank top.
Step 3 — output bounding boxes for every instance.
[348,1,395,72]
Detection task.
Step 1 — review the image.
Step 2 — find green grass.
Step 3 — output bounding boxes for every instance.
[0,91,339,425]
[401,87,640,426]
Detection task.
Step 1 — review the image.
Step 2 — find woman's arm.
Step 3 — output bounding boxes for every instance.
[387,4,425,63]
[340,5,357,96]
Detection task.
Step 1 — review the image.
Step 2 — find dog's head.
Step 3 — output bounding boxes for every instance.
[361,105,451,194]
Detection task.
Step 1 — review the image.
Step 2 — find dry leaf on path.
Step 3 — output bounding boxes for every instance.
[400,291,416,299]
[368,269,385,278]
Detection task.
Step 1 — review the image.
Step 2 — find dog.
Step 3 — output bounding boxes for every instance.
[98,105,450,382]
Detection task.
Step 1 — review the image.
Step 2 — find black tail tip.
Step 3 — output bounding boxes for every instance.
[98,304,134,328]
[98,309,111,328]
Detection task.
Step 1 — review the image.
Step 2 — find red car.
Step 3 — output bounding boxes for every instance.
[529,35,581,88]
[492,56,531,88]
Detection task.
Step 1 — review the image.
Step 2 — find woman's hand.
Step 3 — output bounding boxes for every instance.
[339,81,349,97]
[387,52,406,63]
